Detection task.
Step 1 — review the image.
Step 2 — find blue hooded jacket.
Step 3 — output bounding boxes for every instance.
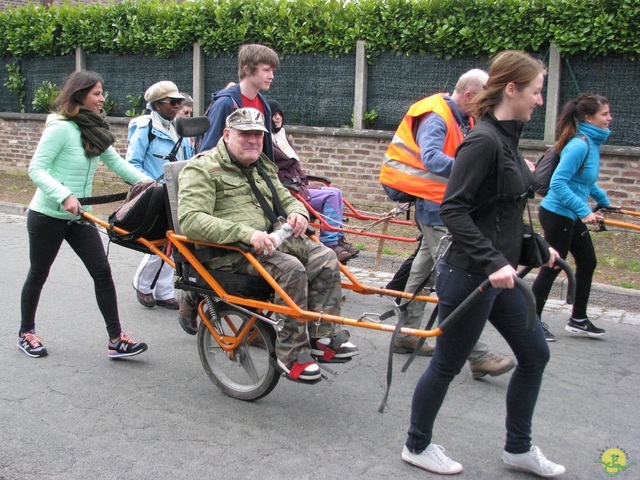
[541,122,611,220]
[199,84,273,158]
[126,112,183,181]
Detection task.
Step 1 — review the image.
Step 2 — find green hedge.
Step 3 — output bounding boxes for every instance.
[1,0,639,59]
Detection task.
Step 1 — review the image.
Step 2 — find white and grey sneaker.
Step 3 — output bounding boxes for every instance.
[502,446,566,477]
[402,444,463,474]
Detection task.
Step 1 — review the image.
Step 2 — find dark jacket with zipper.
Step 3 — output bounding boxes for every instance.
[440,114,536,276]
[199,84,274,157]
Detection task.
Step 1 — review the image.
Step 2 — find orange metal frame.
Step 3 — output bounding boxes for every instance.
[291,190,417,243]
[199,301,263,359]
[602,218,640,233]
[341,197,413,225]
[304,175,414,225]
[81,210,441,340]
[598,208,640,232]
[167,231,440,338]
[619,209,640,218]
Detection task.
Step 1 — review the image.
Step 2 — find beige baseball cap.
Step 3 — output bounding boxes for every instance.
[225,108,268,133]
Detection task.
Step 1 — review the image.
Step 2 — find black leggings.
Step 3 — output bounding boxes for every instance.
[20,210,122,339]
[531,206,597,320]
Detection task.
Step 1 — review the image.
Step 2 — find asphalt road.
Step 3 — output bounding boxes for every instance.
[1,213,639,480]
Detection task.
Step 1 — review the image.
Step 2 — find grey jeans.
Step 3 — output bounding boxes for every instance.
[180,239,341,364]
[397,221,490,364]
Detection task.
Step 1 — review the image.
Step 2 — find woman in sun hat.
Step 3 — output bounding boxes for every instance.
[126,81,188,310]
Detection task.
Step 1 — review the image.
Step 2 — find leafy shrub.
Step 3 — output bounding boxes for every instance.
[32,80,59,113]
[0,0,637,60]
[102,91,117,116]
[124,94,146,118]
[4,62,26,112]
[343,108,379,129]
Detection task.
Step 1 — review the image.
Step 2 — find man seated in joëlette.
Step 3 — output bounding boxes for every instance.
[176,108,359,383]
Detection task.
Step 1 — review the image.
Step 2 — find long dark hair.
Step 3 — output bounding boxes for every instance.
[55,70,104,118]
[471,50,547,119]
[554,93,610,152]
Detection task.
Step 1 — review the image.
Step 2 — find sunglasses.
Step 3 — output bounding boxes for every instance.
[158,98,184,107]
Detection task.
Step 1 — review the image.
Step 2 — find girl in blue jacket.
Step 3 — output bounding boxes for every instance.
[532,93,617,340]
[18,71,149,359]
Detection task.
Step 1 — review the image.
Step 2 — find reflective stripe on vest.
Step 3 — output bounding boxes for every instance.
[380,94,465,203]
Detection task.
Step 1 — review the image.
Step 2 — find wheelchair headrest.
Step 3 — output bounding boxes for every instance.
[175,116,211,138]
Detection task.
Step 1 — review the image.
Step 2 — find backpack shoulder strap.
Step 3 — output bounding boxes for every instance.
[147,116,155,145]
[467,122,505,196]
[576,134,590,172]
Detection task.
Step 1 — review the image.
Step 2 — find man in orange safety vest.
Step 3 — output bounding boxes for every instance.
[382,69,516,379]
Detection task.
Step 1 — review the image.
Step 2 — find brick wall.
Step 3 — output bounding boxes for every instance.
[0,114,131,188]
[289,128,393,207]
[2,113,640,210]
[287,126,640,211]
[1,0,31,7]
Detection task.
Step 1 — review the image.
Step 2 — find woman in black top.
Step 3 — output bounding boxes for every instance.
[401,51,564,478]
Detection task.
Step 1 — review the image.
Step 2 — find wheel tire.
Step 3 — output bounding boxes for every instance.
[197,302,279,401]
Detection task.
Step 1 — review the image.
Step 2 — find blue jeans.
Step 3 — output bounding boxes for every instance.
[398,223,491,364]
[406,260,550,454]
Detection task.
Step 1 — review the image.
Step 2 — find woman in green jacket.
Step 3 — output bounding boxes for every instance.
[18,71,149,359]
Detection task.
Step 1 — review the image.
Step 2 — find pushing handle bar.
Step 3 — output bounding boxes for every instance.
[438,276,537,334]
[553,258,575,305]
[593,205,623,214]
[517,257,575,306]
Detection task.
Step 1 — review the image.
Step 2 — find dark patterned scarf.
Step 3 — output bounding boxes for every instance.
[65,106,115,158]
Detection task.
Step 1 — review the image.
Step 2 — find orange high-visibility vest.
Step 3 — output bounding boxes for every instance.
[380,94,469,203]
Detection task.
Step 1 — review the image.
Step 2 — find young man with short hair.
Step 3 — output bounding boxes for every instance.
[198,44,279,156]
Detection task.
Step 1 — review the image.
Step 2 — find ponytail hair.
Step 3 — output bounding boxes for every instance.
[471,50,546,119]
[554,93,609,152]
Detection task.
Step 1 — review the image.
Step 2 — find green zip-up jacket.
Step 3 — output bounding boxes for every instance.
[28,114,147,220]
[178,138,309,270]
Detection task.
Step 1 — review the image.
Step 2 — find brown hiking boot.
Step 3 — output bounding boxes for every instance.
[177,290,199,335]
[329,244,353,263]
[469,353,516,379]
[338,238,359,256]
[393,337,435,356]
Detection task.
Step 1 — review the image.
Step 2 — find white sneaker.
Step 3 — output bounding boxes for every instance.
[502,446,566,477]
[402,444,463,474]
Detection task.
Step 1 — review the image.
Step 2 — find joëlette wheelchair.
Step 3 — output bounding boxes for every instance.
[80,116,575,403]
[593,205,640,233]
[284,174,418,244]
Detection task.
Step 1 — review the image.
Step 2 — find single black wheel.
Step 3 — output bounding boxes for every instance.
[197,302,279,401]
